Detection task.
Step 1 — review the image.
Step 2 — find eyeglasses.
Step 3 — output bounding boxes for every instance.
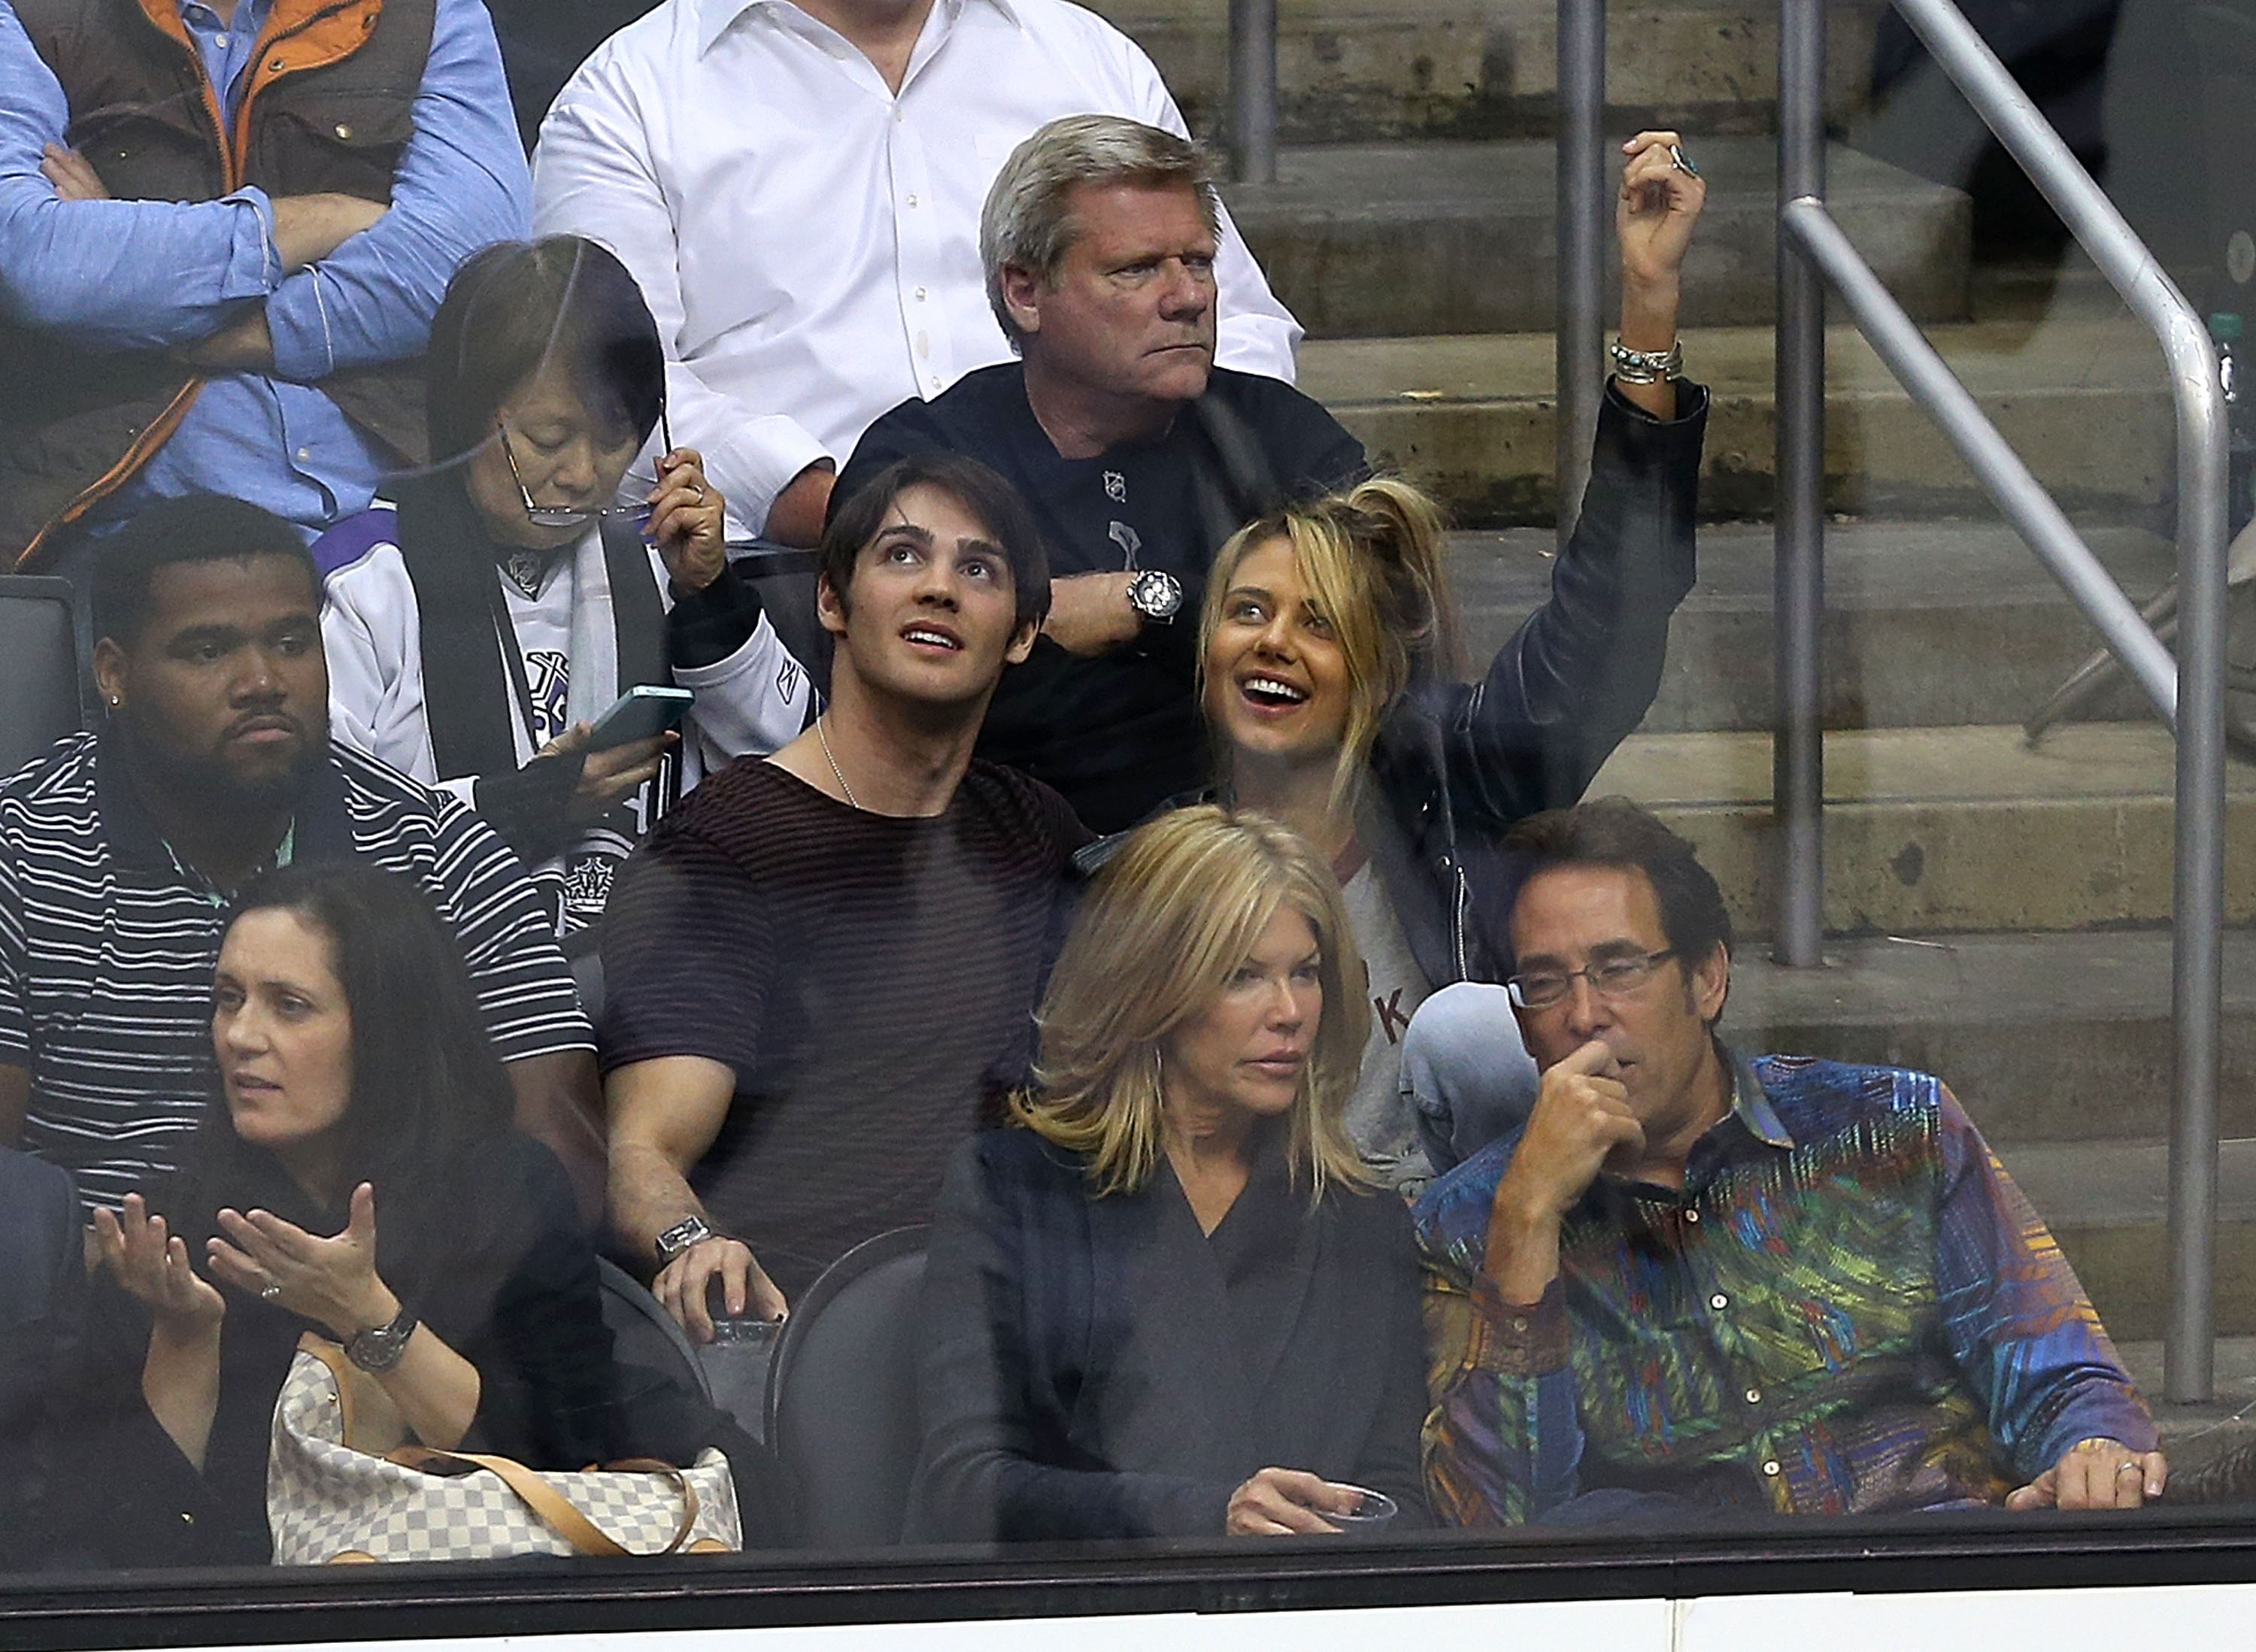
[496,407,669,529]
[1506,949,1677,1011]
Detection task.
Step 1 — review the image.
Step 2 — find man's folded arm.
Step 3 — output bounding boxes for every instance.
[532,65,827,536]
[263,0,529,382]
[0,8,280,345]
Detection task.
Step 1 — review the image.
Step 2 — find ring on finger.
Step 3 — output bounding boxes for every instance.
[1668,142,1700,178]
[260,1281,283,1300]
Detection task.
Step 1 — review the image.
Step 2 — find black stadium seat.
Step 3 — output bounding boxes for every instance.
[0,577,85,781]
[763,1226,929,1547]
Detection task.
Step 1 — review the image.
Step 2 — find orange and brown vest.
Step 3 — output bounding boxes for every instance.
[0,0,437,568]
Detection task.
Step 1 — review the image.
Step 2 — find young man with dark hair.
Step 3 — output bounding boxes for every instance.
[0,494,602,1214]
[600,454,1087,1340]
[1412,796,2165,1524]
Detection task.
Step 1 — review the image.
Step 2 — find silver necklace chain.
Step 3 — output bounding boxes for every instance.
[816,714,859,810]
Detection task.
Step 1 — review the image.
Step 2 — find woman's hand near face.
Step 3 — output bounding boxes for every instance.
[94,1194,226,1338]
[206,1181,400,1342]
[1224,1466,1365,1535]
[647,447,726,593]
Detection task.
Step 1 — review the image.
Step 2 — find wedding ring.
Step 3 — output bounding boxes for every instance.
[2116,1460,2143,1475]
[1668,143,1700,178]
[260,1282,282,1300]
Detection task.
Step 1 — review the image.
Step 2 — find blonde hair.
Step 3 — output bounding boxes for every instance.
[1013,806,1372,1202]
[1197,477,1465,814]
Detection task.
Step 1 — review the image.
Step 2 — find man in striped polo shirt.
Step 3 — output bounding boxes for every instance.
[0,494,603,1217]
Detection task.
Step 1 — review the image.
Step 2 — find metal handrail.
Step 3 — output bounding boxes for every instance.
[1775,0,2228,1399]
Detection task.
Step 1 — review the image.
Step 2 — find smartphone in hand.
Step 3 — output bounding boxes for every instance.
[587,685,694,750]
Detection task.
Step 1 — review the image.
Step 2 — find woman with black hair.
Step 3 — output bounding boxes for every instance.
[83,862,643,1564]
[314,236,809,944]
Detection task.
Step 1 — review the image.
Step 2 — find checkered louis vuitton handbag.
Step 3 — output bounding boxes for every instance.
[268,1334,741,1564]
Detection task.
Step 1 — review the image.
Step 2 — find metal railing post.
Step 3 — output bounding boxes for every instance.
[1555,0,1606,547]
[2171,370,2229,1405]
[1774,0,1827,967]
[1229,0,1278,185]
[1874,0,2228,1402]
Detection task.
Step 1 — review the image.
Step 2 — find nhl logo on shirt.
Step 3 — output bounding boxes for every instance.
[1103,470,1126,503]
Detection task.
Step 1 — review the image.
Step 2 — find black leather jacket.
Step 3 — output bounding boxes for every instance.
[1079,380,1707,987]
[1366,380,1709,985]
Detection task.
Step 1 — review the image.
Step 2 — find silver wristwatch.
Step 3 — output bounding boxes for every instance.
[345,1307,419,1374]
[654,1213,718,1265]
[1126,568,1182,624]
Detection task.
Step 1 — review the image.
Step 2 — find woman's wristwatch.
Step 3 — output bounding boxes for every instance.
[345,1307,420,1373]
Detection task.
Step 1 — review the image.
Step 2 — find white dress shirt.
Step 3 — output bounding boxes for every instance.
[530,0,1303,538]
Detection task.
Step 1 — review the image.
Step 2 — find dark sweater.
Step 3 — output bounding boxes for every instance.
[908,1126,1431,1542]
[71,1133,627,1566]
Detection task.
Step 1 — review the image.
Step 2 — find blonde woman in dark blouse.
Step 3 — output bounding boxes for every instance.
[908,805,1429,1542]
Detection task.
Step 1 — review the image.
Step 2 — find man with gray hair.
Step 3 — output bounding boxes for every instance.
[532,0,1299,549]
[836,114,1366,832]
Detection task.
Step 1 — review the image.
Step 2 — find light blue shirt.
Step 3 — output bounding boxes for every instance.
[0,0,531,538]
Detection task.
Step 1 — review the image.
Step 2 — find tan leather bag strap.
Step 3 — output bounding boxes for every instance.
[296,1332,359,1442]
[389,1447,700,1557]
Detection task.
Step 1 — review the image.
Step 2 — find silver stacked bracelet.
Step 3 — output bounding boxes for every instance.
[1609,338,1685,384]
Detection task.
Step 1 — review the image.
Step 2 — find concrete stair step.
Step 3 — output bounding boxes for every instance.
[1999,1140,2256,1343]
[1590,722,2256,934]
[1227,137,1965,338]
[1092,0,1889,143]
[1303,317,2173,524]
[1725,930,2256,1148]
[1447,520,2180,732]
[2122,1339,2256,1453]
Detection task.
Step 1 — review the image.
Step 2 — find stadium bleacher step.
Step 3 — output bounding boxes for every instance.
[1585,720,2256,934]
[1304,315,2176,523]
[1449,520,2180,732]
[1223,136,1966,338]
[1091,0,1890,143]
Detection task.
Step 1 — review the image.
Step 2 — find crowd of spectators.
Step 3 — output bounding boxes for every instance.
[0,0,2187,1571]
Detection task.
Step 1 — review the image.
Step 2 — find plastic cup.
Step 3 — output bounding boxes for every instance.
[1323,1486,1399,1531]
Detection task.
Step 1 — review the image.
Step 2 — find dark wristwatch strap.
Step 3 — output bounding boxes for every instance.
[344,1307,419,1374]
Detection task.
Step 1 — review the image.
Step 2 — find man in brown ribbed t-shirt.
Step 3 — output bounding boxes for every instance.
[601,453,1089,1340]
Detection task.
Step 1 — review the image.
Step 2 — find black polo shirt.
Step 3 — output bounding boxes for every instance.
[838,365,1368,833]
[0,733,591,1211]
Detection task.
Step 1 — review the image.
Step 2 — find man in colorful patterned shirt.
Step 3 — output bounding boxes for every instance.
[1413,797,2164,1524]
